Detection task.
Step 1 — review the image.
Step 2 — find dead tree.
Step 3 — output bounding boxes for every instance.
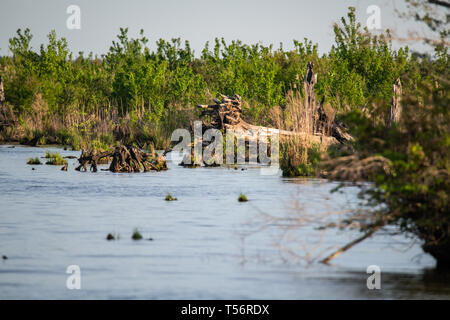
[195,62,352,152]
[388,78,402,128]
[303,62,353,143]
[0,76,4,108]
[303,61,318,135]
[198,92,340,147]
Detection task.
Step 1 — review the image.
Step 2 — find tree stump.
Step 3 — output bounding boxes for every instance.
[76,145,168,173]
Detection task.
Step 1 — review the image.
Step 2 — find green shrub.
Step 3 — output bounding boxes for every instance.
[327,78,450,266]
[0,8,418,159]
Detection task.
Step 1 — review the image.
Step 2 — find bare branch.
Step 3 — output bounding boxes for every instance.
[428,0,450,9]
[320,225,383,264]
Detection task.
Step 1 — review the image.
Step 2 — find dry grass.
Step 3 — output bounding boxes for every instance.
[280,136,325,177]
[284,90,315,134]
[3,91,198,150]
[277,90,335,177]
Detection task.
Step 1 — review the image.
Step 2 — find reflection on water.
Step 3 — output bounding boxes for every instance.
[0,145,448,299]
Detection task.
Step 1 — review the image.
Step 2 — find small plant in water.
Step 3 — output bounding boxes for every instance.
[45,151,67,165]
[238,192,248,202]
[165,193,177,201]
[27,157,42,165]
[131,228,143,240]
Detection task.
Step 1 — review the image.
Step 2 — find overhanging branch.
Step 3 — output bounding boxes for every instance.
[319,225,383,264]
[428,0,450,9]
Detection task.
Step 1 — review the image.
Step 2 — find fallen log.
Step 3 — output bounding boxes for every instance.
[197,62,351,146]
[197,94,339,148]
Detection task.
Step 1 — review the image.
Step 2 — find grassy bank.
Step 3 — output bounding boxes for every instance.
[0,7,418,154]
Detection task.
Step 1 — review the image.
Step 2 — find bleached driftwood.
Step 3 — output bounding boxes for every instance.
[197,62,351,146]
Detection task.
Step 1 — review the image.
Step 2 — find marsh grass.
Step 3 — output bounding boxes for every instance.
[277,90,330,177]
[44,151,67,165]
[27,157,42,165]
[131,228,143,240]
[165,193,178,201]
[238,192,248,202]
[7,96,190,151]
[280,137,323,177]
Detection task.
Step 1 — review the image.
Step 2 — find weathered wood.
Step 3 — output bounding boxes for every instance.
[197,93,244,131]
[76,145,168,173]
[319,225,382,264]
[303,61,318,135]
[388,78,402,128]
[197,62,351,145]
[76,150,113,172]
[0,76,4,106]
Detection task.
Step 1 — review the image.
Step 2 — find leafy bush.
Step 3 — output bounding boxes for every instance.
[320,7,410,110]
[326,75,449,266]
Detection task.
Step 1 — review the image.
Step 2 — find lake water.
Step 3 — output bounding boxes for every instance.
[0,145,449,299]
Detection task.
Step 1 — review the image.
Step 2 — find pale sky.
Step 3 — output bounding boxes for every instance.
[0,0,433,57]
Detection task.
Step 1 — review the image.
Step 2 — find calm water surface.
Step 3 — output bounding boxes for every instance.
[0,145,449,299]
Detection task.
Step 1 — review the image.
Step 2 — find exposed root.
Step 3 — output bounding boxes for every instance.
[76,144,168,173]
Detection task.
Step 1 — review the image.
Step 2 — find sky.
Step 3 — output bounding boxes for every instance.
[0,0,433,57]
